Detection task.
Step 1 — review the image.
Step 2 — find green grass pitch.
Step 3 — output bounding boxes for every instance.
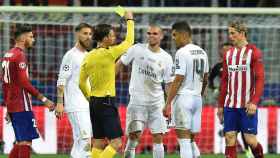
[0,154,279,158]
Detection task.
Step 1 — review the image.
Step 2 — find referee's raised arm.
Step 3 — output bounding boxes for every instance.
[111,10,135,60]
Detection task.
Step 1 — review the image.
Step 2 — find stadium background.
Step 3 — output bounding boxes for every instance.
[0,0,280,156]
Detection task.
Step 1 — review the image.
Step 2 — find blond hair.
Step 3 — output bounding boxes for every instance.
[229,21,248,37]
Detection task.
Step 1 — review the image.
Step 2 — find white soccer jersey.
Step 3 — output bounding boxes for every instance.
[121,43,173,106]
[175,43,209,96]
[57,47,89,112]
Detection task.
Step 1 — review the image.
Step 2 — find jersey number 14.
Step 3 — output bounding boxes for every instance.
[193,58,205,81]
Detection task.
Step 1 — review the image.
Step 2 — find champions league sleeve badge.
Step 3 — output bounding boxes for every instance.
[63,65,70,71]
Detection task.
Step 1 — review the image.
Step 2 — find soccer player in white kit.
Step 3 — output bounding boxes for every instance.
[163,21,209,158]
[56,23,93,158]
[116,25,173,158]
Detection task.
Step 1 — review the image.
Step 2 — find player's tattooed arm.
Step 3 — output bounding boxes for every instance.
[57,85,64,104]
[55,85,64,119]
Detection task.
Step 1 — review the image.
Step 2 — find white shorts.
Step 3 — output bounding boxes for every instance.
[125,103,167,135]
[171,94,202,133]
[67,111,92,140]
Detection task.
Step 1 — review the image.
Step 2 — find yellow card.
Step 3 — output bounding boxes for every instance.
[115,5,126,17]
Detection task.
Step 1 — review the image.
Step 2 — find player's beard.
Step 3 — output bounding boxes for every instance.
[25,40,33,48]
[79,39,92,50]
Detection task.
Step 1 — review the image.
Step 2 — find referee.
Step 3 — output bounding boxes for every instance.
[79,11,134,158]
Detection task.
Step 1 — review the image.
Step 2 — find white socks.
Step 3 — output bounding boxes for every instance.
[178,139,193,158]
[125,138,198,158]
[192,141,201,158]
[124,139,138,158]
[80,138,91,158]
[153,143,164,158]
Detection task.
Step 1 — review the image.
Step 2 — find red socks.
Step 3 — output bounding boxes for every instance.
[252,143,264,158]
[225,146,237,158]
[9,145,31,158]
[8,144,19,158]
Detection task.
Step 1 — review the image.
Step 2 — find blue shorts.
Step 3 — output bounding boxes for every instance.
[223,107,258,135]
[9,111,39,141]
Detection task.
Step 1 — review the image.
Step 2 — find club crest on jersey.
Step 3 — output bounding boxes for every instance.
[63,65,70,71]
[158,61,162,68]
[19,62,26,69]
[242,53,248,60]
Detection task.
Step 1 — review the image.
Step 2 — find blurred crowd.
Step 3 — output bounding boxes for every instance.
[0,0,280,7]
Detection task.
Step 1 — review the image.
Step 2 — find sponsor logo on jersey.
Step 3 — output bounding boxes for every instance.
[138,65,157,79]
[19,62,27,69]
[228,65,247,72]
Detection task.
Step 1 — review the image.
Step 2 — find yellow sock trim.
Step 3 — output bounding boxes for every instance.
[92,147,103,158]
[99,145,117,158]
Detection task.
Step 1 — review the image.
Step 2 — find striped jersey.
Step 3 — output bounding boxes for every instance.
[1,47,40,112]
[218,44,265,108]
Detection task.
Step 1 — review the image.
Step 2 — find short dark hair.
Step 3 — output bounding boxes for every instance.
[75,23,92,32]
[14,24,32,39]
[172,21,192,36]
[93,24,112,42]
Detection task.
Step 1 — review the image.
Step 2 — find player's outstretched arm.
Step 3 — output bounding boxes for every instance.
[111,10,134,60]
[18,67,55,111]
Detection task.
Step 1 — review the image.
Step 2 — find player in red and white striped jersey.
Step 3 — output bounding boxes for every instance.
[217,21,264,158]
[1,25,54,158]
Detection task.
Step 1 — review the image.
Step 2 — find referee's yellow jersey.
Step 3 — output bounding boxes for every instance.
[79,20,134,99]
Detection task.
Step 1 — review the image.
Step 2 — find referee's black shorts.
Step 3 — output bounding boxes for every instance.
[89,96,123,139]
